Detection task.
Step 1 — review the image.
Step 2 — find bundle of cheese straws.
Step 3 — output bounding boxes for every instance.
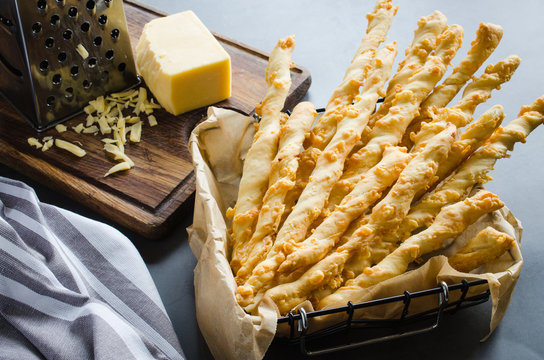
[188,1,540,358]
[224,0,543,316]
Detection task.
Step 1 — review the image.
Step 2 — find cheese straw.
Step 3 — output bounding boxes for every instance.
[263,125,456,315]
[448,226,515,273]
[308,0,398,151]
[401,23,503,146]
[318,190,504,310]
[367,11,448,128]
[236,44,398,308]
[228,36,295,272]
[327,25,463,210]
[234,102,316,284]
[393,96,544,244]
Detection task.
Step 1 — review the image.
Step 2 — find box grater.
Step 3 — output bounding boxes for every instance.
[0,0,139,131]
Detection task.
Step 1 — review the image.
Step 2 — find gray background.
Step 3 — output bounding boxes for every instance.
[2,0,544,359]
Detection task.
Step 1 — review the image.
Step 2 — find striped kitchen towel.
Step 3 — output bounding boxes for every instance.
[0,177,185,360]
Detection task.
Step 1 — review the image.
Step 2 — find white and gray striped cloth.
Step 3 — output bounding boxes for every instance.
[0,177,185,360]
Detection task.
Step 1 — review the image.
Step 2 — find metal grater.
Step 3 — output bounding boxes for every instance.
[0,0,139,131]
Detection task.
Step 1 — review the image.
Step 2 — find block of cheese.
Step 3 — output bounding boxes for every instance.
[135,11,231,115]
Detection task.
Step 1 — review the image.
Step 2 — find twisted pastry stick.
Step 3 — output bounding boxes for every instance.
[401,23,503,146]
[263,125,456,315]
[236,44,398,308]
[308,0,398,150]
[409,55,521,153]
[283,0,398,230]
[327,26,463,209]
[318,190,504,310]
[394,96,544,244]
[369,11,448,125]
[448,226,515,273]
[408,105,504,203]
[277,146,412,275]
[228,36,295,270]
[234,102,316,283]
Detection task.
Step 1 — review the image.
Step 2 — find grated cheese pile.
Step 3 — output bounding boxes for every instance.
[27,87,161,177]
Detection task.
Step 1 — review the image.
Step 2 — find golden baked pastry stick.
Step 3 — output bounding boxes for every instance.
[234,102,316,282]
[448,226,515,273]
[236,44,398,308]
[408,105,504,202]
[276,146,412,275]
[327,26,463,209]
[401,23,503,146]
[410,55,521,152]
[279,147,321,228]
[393,96,544,243]
[318,190,504,310]
[433,105,504,184]
[290,0,397,220]
[228,36,295,269]
[262,125,456,314]
[308,0,398,150]
[369,11,448,126]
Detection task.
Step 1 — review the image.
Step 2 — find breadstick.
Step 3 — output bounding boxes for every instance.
[236,44,398,308]
[228,36,295,270]
[425,23,503,109]
[279,147,321,228]
[433,105,504,184]
[448,226,515,273]
[328,26,463,209]
[408,105,504,205]
[409,55,521,153]
[318,190,504,310]
[234,102,316,282]
[262,125,456,314]
[277,146,412,275]
[393,96,544,244]
[456,55,521,115]
[369,11,448,125]
[308,0,397,150]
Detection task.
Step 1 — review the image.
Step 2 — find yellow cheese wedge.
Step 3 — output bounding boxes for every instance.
[136,11,231,115]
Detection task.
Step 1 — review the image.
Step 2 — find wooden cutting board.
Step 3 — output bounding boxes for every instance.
[0,0,311,239]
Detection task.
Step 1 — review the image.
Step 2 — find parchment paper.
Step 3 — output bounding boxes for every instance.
[187,107,523,360]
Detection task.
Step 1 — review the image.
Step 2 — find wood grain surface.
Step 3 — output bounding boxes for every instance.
[0,0,311,239]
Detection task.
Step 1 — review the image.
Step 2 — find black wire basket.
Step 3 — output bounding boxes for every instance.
[275,279,490,356]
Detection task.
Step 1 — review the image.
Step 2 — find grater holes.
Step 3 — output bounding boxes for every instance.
[83,80,92,89]
[117,62,126,72]
[52,73,62,86]
[63,29,73,40]
[111,28,120,40]
[86,1,96,10]
[45,37,55,48]
[32,22,42,35]
[104,0,112,7]
[100,70,109,82]
[37,0,47,10]
[50,14,60,27]
[46,96,56,108]
[56,0,65,6]
[39,60,49,72]
[88,57,97,68]
[105,49,114,60]
[68,6,78,18]
[81,22,90,32]
[98,15,107,26]
[93,36,102,46]
[70,65,79,77]
[64,87,73,100]
[58,52,67,62]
